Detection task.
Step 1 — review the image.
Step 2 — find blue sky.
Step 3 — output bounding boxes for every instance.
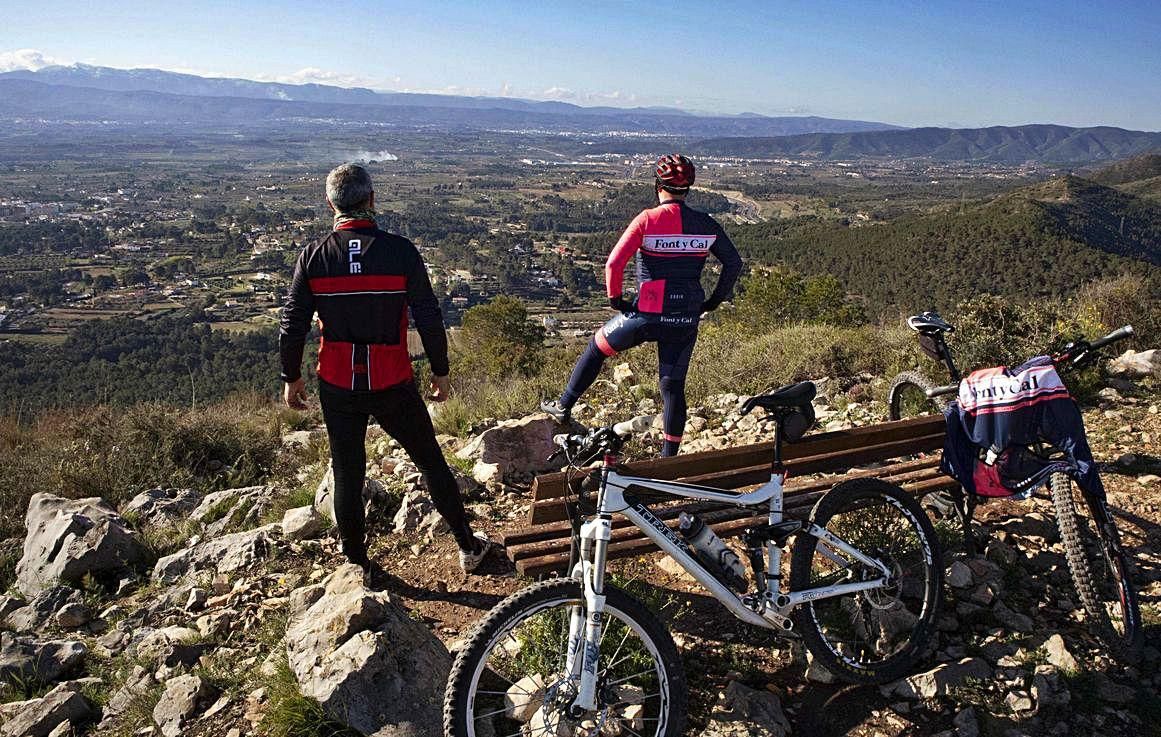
[2,0,1159,129]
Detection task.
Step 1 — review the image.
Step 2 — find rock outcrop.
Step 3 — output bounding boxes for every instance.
[122,487,202,526]
[153,524,279,583]
[285,564,450,736]
[16,493,148,597]
[455,413,581,483]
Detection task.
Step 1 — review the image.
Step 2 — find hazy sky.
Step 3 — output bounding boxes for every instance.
[2,0,1159,129]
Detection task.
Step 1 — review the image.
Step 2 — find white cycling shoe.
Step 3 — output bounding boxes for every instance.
[459,531,494,574]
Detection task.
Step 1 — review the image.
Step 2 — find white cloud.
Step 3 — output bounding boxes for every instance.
[257,67,381,88]
[0,48,69,72]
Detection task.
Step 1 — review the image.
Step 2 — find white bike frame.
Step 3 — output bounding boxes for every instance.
[562,463,894,712]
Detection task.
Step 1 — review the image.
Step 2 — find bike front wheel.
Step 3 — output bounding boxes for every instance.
[443,579,686,737]
[1050,472,1144,662]
[790,478,943,684]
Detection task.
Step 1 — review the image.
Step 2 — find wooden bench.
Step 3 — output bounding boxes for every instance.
[500,414,959,577]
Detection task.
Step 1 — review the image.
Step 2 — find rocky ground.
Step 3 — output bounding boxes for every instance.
[0,356,1158,737]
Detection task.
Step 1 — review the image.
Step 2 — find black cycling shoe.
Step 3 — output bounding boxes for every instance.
[540,399,571,425]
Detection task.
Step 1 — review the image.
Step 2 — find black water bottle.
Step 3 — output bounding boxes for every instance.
[678,513,749,593]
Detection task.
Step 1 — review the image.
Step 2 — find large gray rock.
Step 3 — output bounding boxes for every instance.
[703,681,791,737]
[885,657,992,700]
[4,587,84,633]
[1042,634,1078,673]
[153,524,278,583]
[191,486,271,537]
[281,505,327,541]
[153,674,215,737]
[455,413,581,483]
[285,564,449,736]
[314,468,384,526]
[0,634,86,685]
[0,682,91,737]
[15,494,149,597]
[122,488,203,526]
[1107,349,1160,378]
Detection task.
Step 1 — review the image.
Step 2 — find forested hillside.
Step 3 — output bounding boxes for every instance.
[1087,150,1161,202]
[727,175,1160,311]
[0,315,280,412]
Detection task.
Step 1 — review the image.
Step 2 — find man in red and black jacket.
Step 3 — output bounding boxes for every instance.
[280,164,491,575]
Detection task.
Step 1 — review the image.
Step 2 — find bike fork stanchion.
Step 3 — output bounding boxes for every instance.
[572,515,612,716]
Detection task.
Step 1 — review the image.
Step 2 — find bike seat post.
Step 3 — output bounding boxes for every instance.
[772,417,785,471]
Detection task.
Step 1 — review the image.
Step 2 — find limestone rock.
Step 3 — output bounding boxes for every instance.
[1107,349,1159,378]
[946,560,974,589]
[122,488,202,526]
[281,505,326,541]
[1042,634,1078,673]
[4,587,83,633]
[456,414,582,483]
[153,525,278,583]
[0,682,91,737]
[885,657,991,699]
[612,363,635,385]
[153,674,215,737]
[314,467,383,525]
[16,493,149,597]
[0,633,86,684]
[191,486,271,537]
[704,681,791,737]
[285,564,449,736]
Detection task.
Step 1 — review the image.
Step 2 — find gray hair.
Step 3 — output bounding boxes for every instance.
[325,163,374,211]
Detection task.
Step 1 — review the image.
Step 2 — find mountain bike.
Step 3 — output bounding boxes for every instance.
[444,382,943,737]
[920,324,1144,662]
[886,311,961,421]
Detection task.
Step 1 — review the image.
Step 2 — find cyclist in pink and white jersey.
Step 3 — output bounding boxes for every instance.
[542,154,743,456]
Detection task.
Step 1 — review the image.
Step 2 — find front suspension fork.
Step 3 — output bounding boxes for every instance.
[566,515,612,714]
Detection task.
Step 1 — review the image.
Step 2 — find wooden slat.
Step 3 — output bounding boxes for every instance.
[515,473,961,577]
[506,461,948,564]
[529,415,946,502]
[527,431,946,525]
[500,456,942,548]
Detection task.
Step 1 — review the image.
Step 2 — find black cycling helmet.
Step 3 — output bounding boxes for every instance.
[655,154,695,192]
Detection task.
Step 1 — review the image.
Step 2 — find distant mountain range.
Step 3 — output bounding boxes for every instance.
[0,64,898,137]
[2,65,1157,165]
[691,126,1161,165]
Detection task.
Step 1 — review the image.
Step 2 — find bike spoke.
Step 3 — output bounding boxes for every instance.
[606,669,655,687]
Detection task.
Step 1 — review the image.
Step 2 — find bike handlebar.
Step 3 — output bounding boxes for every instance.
[1088,325,1134,353]
[921,324,1134,401]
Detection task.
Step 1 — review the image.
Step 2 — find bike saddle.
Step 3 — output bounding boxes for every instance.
[907,311,954,334]
[741,381,817,414]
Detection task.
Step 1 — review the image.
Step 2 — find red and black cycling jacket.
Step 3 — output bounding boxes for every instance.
[606,200,743,315]
[279,221,449,391]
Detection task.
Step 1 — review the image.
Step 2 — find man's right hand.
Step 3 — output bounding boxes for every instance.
[283,378,308,410]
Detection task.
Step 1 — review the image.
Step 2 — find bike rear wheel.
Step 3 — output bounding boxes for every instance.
[443,579,686,737]
[790,478,943,684]
[1050,472,1143,662]
[887,371,946,421]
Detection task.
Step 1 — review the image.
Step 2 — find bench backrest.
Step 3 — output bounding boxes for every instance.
[527,414,947,525]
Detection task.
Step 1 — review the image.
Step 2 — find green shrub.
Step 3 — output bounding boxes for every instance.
[1076,273,1161,345]
[724,268,867,330]
[454,296,546,379]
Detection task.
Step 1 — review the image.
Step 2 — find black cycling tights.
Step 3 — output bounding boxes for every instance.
[319,380,474,561]
[559,313,698,457]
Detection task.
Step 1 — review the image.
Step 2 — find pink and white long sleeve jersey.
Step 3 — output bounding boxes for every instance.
[604,200,742,315]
